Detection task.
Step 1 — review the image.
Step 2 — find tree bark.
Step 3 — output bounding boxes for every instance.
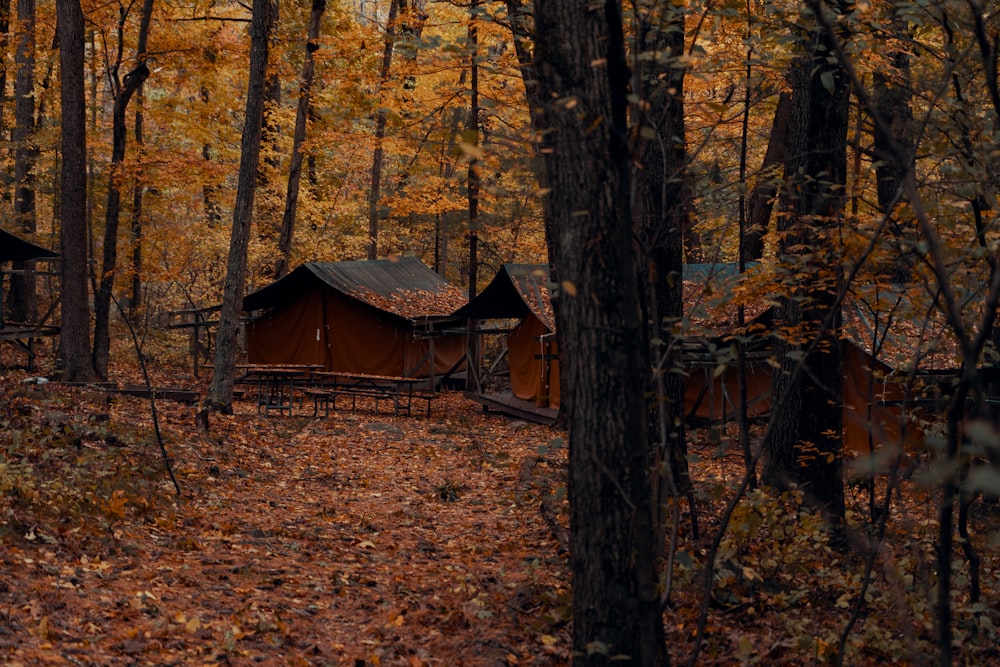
[763,1,849,525]
[366,0,401,260]
[742,90,791,264]
[92,13,151,377]
[128,0,155,312]
[872,8,914,283]
[534,0,664,664]
[56,0,96,382]
[632,0,691,542]
[203,0,273,415]
[274,0,325,279]
[8,0,38,323]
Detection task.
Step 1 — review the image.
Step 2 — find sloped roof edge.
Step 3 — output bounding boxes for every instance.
[0,228,58,263]
[243,257,466,319]
[454,263,554,330]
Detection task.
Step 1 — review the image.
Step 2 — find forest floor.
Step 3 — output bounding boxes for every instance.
[1,355,999,666]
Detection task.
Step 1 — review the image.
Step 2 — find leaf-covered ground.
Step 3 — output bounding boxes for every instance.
[1,360,999,666]
[0,371,571,666]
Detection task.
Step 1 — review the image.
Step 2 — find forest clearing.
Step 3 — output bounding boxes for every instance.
[1,352,999,666]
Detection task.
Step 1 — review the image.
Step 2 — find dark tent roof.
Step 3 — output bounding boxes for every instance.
[0,228,58,263]
[455,263,756,332]
[243,256,466,320]
[453,263,554,330]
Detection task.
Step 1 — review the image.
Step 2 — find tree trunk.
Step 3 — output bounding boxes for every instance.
[743,90,791,264]
[872,8,914,283]
[763,3,849,525]
[632,0,691,541]
[366,0,401,260]
[534,0,664,664]
[8,0,37,323]
[92,3,151,377]
[128,0,154,313]
[203,0,273,415]
[56,0,96,382]
[274,0,325,279]
[0,0,9,144]
[130,88,145,312]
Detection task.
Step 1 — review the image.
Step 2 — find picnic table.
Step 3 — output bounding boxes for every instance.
[303,372,436,417]
[238,364,323,416]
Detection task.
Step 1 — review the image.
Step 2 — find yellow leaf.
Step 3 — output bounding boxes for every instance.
[37,615,49,639]
[185,617,201,633]
[561,281,577,297]
[540,634,557,646]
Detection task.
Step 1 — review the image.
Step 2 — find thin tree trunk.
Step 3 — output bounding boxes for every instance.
[127,0,154,313]
[366,0,401,260]
[203,0,273,417]
[56,0,96,382]
[130,87,145,312]
[274,0,325,279]
[8,0,38,323]
[91,0,152,378]
[0,0,9,144]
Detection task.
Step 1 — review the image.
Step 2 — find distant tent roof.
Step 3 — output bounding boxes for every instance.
[455,263,756,332]
[243,256,466,320]
[453,263,554,330]
[0,228,58,263]
[682,262,754,284]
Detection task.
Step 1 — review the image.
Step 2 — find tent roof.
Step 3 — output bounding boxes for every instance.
[453,263,554,330]
[243,256,467,320]
[455,263,754,332]
[0,228,58,263]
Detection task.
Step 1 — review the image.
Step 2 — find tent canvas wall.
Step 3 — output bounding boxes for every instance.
[243,257,466,377]
[684,339,918,455]
[453,263,560,408]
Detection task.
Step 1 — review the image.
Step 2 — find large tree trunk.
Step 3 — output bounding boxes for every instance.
[8,0,38,323]
[632,0,691,544]
[56,0,96,382]
[203,0,273,415]
[534,0,664,664]
[274,0,325,279]
[763,2,849,525]
[872,7,914,283]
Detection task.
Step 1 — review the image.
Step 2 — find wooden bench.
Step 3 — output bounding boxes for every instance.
[303,383,438,418]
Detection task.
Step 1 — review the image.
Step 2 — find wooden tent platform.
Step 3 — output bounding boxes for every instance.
[464,390,559,426]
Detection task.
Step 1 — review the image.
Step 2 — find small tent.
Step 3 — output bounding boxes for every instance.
[243,257,467,377]
[453,263,560,408]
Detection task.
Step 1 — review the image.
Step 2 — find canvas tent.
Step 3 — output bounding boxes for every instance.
[461,262,919,453]
[243,257,467,377]
[453,263,560,409]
